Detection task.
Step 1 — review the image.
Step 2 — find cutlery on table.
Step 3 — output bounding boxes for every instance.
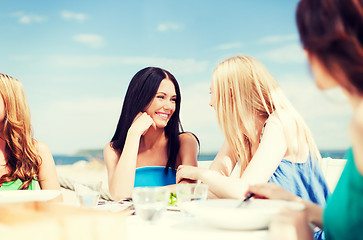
[236,193,255,208]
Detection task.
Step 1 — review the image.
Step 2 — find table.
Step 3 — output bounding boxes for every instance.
[0,201,126,240]
[127,210,270,240]
[0,200,270,240]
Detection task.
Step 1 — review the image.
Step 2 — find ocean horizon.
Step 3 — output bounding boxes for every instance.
[53,149,348,165]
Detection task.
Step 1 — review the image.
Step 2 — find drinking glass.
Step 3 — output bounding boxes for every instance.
[74,180,102,207]
[132,187,170,223]
[176,183,208,216]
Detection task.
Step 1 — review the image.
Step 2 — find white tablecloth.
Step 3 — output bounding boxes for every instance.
[126,211,270,240]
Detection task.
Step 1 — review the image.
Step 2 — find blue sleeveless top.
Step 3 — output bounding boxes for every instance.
[269,157,330,206]
[269,156,330,240]
[134,166,177,187]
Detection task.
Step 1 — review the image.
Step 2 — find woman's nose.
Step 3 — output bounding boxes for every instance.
[164,100,173,109]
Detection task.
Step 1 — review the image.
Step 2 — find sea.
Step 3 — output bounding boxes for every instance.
[53,150,348,165]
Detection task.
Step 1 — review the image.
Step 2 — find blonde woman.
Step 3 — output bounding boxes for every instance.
[0,74,61,198]
[176,56,329,210]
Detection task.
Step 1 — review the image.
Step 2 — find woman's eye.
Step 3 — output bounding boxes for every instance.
[157,95,164,99]
[171,98,176,102]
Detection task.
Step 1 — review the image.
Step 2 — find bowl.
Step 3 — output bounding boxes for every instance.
[182,199,305,230]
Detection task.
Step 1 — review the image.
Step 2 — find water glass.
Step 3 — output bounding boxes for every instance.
[132,187,170,223]
[74,180,102,207]
[176,183,208,215]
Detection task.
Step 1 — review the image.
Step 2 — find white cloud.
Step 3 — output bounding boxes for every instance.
[60,10,87,22]
[73,34,105,48]
[259,34,298,44]
[262,44,306,63]
[157,22,184,32]
[215,42,243,50]
[12,12,45,24]
[32,97,123,154]
[50,55,209,75]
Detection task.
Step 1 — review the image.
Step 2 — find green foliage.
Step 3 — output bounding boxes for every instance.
[169,192,177,206]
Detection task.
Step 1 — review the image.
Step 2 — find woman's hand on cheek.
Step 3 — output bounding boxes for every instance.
[129,112,157,136]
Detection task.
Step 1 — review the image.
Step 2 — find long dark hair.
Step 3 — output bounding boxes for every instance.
[296,0,363,95]
[111,67,183,170]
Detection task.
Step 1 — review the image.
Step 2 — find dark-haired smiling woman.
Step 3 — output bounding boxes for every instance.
[104,67,198,200]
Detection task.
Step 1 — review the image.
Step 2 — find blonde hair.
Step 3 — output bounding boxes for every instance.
[0,73,41,189]
[212,55,321,174]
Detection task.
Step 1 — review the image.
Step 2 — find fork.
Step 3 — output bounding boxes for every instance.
[236,193,255,208]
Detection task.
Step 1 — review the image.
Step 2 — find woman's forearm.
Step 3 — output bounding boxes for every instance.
[306,201,324,229]
[299,199,323,229]
[109,131,141,200]
[200,169,247,199]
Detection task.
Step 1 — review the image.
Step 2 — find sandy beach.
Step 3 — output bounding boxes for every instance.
[55,157,346,205]
[56,158,111,204]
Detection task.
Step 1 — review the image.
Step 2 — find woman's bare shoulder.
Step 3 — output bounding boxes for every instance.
[179,132,199,146]
[104,142,113,152]
[177,132,198,166]
[103,142,120,163]
[34,140,51,156]
[34,140,55,166]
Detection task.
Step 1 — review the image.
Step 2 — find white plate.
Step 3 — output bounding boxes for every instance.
[167,205,180,211]
[0,190,61,203]
[181,199,305,230]
[95,202,134,212]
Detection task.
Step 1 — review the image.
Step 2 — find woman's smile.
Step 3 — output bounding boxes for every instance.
[156,111,170,121]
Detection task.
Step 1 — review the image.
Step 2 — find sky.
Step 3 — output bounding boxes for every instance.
[0,0,352,155]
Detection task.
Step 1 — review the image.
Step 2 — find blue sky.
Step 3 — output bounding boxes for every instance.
[1,0,352,154]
